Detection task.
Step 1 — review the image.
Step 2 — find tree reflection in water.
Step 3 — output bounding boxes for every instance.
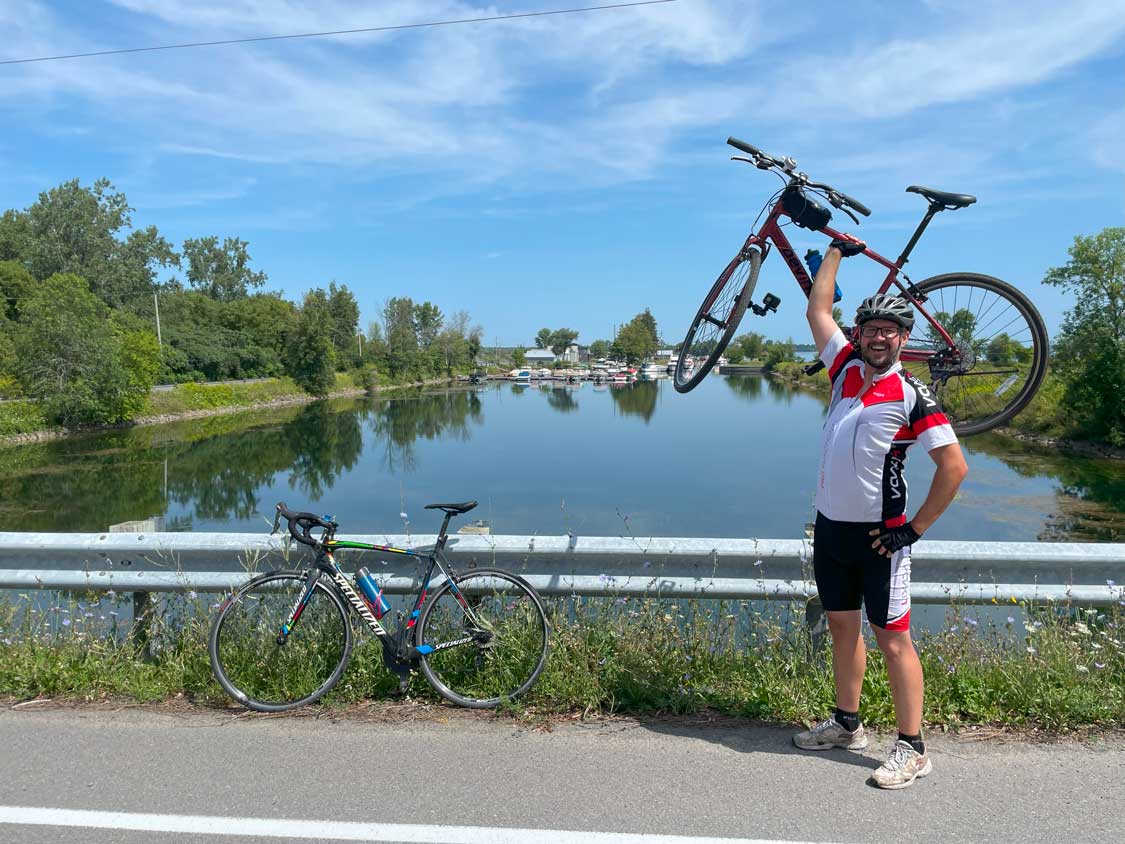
[546,386,579,414]
[724,375,763,400]
[609,380,658,423]
[368,388,484,473]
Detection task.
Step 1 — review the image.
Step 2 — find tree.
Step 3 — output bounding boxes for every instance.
[762,338,798,372]
[13,273,157,425]
[511,347,527,367]
[413,301,444,351]
[287,290,336,396]
[734,332,766,361]
[588,339,610,359]
[549,328,579,357]
[384,297,419,377]
[1044,227,1125,444]
[18,179,178,307]
[535,328,552,349]
[613,309,659,363]
[0,260,33,321]
[182,236,267,301]
[327,282,360,368]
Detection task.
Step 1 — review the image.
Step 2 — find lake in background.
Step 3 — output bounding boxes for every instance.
[1,376,1121,544]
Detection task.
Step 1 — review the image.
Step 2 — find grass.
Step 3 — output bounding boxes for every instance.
[142,375,363,416]
[1,589,1121,730]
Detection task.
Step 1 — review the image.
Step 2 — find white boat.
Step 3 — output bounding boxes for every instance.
[640,362,665,376]
[510,369,531,379]
[536,368,552,379]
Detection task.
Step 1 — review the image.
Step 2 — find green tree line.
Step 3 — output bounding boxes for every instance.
[0,179,484,426]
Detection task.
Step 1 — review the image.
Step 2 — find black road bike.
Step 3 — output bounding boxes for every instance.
[209,501,550,711]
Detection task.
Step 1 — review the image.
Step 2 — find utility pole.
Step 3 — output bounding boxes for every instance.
[153,291,163,357]
[357,332,363,358]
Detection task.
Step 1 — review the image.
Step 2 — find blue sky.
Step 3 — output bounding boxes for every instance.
[2,0,1123,347]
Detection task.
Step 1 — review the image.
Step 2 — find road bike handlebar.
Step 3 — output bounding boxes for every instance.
[273,502,336,547]
[728,136,871,217]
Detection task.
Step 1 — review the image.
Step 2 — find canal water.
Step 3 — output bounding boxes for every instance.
[0,375,1122,543]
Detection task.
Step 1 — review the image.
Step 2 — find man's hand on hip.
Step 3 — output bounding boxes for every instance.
[869,523,921,557]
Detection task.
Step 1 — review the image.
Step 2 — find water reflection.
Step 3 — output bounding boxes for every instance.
[609,380,658,423]
[0,379,1121,542]
[546,386,579,414]
[369,389,484,472]
[965,433,1125,541]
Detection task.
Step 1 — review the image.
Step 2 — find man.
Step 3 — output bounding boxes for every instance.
[793,238,969,789]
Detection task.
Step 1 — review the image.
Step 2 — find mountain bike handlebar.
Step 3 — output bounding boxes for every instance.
[273,502,337,547]
[726,136,871,217]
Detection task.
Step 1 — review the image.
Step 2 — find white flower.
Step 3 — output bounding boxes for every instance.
[1075,665,1089,673]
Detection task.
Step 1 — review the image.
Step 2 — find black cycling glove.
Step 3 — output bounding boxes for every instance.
[829,238,866,258]
[871,522,921,555]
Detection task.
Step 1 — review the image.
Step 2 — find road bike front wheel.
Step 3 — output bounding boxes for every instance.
[416,568,550,709]
[906,273,1049,436]
[674,248,760,393]
[209,570,352,712]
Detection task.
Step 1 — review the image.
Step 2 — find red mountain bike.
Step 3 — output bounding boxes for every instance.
[673,137,1049,436]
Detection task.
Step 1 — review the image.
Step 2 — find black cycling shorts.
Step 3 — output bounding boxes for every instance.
[812,511,912,631]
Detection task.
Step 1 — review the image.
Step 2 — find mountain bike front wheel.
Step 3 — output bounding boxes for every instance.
[674,248,760,393]
[416,568,549,709]
[906,273,1049,436]
[209,570,352,712]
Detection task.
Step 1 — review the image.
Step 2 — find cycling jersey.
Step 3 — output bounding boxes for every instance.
[815,329,957,526]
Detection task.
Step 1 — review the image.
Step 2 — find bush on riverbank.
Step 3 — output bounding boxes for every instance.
[0,400,48,437]
[1,591,1120,730]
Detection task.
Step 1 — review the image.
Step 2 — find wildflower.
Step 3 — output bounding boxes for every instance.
[946,664,955,675]
[753,560,763,568]
[964,617,978,627]
[2,638,11,645]
[106,590,116,597]
[188,591,198,599]
[1026,647,1037,655]
[1075,665,1089,673]
[1094,662,1106,670]
[1007,616,1015,624]
[62,619,71,627]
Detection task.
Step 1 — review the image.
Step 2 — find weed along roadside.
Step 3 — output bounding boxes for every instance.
[1,558,1122,731]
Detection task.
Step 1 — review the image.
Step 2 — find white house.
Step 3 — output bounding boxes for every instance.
[525,348,556,363]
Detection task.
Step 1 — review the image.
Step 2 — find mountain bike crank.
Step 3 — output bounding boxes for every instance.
[750,292,781,317]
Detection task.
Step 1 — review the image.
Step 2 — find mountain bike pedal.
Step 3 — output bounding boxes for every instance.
[751,292,781,317]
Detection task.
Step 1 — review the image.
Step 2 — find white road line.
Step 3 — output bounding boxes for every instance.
[0,806,847,844]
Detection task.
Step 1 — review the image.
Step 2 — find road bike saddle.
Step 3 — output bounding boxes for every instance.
[906,185,977,208]
[425,501,478,514]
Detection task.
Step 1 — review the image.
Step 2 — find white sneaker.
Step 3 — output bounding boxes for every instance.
[793,717,868,751]
[870,740,932,789]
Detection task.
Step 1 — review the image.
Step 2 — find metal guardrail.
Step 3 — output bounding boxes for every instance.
[1,532,1123,606]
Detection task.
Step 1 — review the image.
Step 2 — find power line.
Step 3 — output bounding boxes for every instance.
[0,1,677,66]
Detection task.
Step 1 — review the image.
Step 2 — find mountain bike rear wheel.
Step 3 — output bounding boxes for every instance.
[674,248,760,393]
[906,273,1049,436]
[209,570,352,712]
[416,568,549,708]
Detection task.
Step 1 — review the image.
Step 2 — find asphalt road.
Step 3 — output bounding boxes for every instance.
[0,705,1121,844]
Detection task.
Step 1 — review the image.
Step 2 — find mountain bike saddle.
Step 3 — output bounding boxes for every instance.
[906,185,977,208]
[424,501,478,514]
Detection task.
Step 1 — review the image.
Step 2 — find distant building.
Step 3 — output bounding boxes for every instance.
[561,344,589,363]
[656,349,676,359]
[525,348,556,363]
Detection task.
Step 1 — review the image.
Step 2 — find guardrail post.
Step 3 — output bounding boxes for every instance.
[131,591,153,661]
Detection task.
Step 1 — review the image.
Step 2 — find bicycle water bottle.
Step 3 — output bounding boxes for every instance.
[804,249,842,303]
[355,567,390,619]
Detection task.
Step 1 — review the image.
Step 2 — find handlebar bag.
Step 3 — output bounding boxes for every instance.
[781,187,832,231]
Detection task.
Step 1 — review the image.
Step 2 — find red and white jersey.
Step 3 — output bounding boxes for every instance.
[815,329,958,525]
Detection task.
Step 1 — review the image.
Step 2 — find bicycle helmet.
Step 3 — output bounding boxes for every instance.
[855,293,914,331]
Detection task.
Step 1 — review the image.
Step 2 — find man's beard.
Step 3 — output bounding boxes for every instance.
[860,343,900,373]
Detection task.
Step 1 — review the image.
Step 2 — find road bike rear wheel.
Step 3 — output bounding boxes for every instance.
[906,273,1049,436]
[416,568,549,708]
[209,571,352,712]
[674,248,760,393]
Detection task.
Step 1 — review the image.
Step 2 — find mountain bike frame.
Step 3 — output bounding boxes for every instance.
[743,199,959,355]
[276,511,479,671]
